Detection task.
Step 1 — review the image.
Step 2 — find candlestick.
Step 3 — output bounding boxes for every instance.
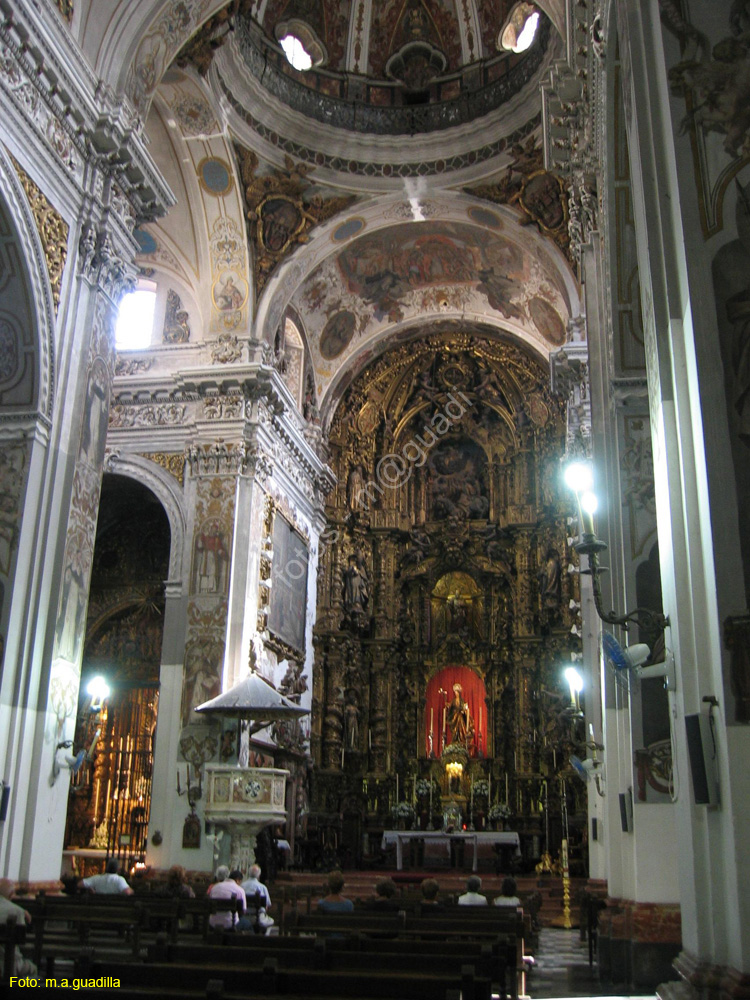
[341,745,345,767]
[428,780,434,830]
[479,706,482,732]
[553,749,557,769]
[505,772,509,804]
[177,769,181,795]
[396,774,399,802]
[488,773,491,804]
[430,707,434,733]
[368,728,372,750]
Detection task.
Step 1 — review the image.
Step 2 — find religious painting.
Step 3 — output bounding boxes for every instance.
[191,518,230,595]
[212,270,248,314]
[80,360,110,469]
[181,634,223,725]
[267,515,309,655]
[427,437,489,520]
[320,309,356,359]
[528,295,567,346]
[182,810,201,848]
[257,195,305,254]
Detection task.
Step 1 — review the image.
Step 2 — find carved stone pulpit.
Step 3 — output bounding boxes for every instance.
[203,764,289,872]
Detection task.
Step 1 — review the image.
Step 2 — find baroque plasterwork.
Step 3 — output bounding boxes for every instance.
[9,155,69,313]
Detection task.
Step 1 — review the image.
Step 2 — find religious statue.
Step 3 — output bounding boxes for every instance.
[345,694,360,749]
[538,548,562,610]
[445,683,473,747]
[343,552,369,613]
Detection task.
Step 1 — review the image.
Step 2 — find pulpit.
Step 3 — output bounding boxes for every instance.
[203,764,289,873]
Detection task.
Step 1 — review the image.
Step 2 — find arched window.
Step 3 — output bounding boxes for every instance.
[115,281,157,351]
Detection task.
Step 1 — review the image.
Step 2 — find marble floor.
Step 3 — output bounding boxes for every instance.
[526,927,656,1000]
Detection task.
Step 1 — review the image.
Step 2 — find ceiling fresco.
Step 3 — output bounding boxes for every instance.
[290,216,573,393]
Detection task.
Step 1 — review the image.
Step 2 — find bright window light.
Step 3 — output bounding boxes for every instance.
[280,33,313,71]
[115,286,156,351]
[514,11,539,52]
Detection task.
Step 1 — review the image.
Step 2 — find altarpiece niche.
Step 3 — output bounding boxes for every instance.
[310,331,585,870]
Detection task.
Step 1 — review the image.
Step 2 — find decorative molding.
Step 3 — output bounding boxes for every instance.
[78,223,137,303]
[9,154,68,313]
[139,451,186,487]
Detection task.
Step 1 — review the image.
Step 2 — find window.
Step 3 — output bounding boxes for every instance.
[280,34,313,71]
[500,3,540,54]
[115,282,157,351]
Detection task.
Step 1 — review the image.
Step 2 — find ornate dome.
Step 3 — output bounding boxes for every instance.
[229,0,552,135]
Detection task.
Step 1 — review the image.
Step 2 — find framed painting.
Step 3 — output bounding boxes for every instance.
[267,515,309,655]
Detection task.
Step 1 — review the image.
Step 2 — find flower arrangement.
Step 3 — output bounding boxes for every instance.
[415,778,434,798]
[488,802,512,821]
[472,779,490,798]
[392,801,415,818]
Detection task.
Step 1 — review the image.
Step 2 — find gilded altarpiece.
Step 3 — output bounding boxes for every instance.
[311,333,584,866]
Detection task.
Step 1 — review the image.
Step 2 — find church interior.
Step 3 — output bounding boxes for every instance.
[1,0,750,996]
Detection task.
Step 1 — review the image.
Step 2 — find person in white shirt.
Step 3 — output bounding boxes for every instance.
[207,866,246,930]
[457,875,488,906]
[79,858,133,895]
[493,876,521,907]
[239,864,274,932]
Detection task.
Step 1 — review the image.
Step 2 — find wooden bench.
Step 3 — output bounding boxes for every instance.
[90,957,492,1000]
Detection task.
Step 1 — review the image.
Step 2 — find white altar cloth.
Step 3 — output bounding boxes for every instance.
[381,830,521,871]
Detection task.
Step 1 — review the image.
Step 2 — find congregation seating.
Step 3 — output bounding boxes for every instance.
[3,880,530,1000]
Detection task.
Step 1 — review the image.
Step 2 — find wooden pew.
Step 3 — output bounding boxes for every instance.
[89,956,492,1000]
[1,913,24,980]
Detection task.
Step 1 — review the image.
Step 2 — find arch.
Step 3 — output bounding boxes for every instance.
[0,147,57,422]
[103,453,187,584]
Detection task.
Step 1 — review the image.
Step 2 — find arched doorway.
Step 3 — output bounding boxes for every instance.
[63,475,170,874]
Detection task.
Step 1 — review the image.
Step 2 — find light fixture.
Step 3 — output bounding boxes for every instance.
[445,761,464,779]
[500,3,541,53]
[564,666,583,715]
[86,675,111,712]
[564,460,670,634]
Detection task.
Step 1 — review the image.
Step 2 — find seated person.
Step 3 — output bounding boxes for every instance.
[207,866,246,930]
[363,877,400,910]
[494,876,521,907]
[0,879,37,978]
[79,858,134,895]
[418,877,444,911]
[316,871,354,913]
[238,865,274,933]
[457,875,488,906]
[158,865,195,899]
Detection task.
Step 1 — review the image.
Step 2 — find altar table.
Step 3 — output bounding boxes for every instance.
[381,830,521,872]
